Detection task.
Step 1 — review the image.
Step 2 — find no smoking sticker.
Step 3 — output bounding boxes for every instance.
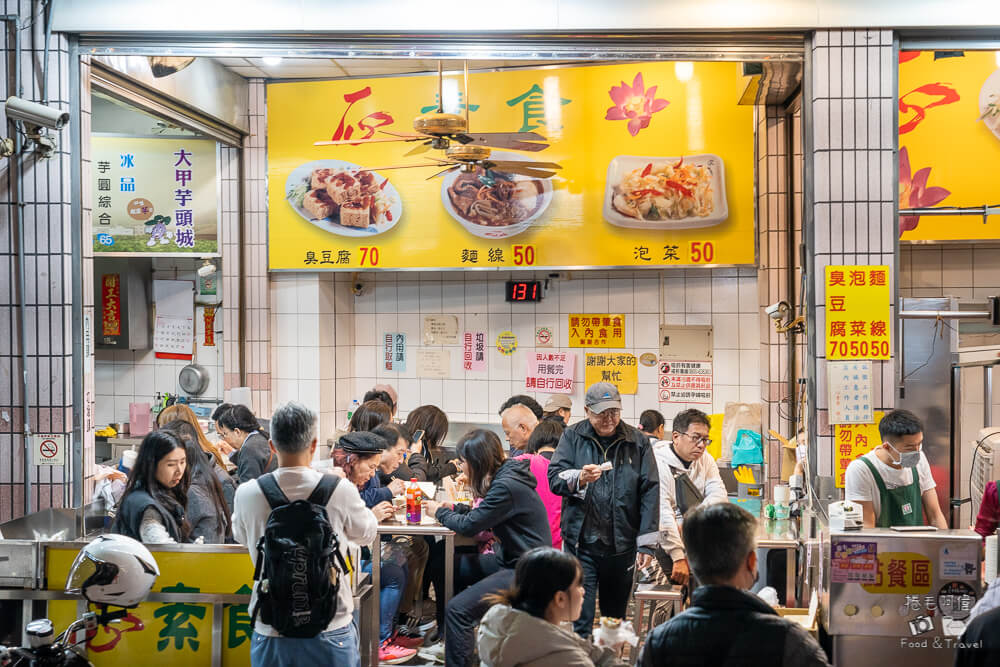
[32,434,66,466]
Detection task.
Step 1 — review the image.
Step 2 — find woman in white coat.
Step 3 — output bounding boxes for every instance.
[478,547,626,667]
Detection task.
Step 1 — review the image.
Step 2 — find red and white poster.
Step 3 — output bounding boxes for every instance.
[463,331,487,371]
[525,352,575,393]
[658,359,713,404]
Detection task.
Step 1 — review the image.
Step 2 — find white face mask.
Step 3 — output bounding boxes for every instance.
[887,442,921,469]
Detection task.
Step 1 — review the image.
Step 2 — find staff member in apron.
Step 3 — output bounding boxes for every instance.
[844,409,948,529]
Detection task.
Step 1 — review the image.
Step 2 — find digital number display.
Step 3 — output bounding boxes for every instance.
[505,280,542,302]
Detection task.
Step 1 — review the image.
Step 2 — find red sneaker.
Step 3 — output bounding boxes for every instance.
[379,639,417,664]
[391,627,424,650]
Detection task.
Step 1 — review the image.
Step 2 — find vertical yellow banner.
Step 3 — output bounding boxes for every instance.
[834,411,884,488]
[825,265,891,360]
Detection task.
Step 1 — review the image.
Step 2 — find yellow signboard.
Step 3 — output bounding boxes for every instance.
[569,314,626,348]
[92,137,218,254]
[267,62,755,269]
[899,50,1000,241]
[825,266,891,360]
[585,353,638,394]
[46,545,253,666]
[834,411,884,488]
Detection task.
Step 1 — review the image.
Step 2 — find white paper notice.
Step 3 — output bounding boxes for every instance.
[423,315,460,345]
[417,349,451,378]
[153,280,194,359]
[827,361,874,424]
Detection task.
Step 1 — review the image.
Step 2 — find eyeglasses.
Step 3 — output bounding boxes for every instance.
[591,409,621,421]
[680,432,712,446]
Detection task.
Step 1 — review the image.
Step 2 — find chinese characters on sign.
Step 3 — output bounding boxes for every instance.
[861,552,933,595]
[92,137,218,254]
[383,333,406,372]
[834,411,885,488]
[423,315,459,345]
[101,274,121,339]
[659,360,713,404]
[525,352,576,393]
[584,353,638,394]
[831,541,879,584]
[416,349,450,379]
[827,361,874,424]
[825,265,891,360]
[202,307,216,347]
[463,332,487,371]
[568,314,626,348]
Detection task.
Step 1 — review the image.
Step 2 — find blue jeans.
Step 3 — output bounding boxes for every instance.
[362,559,407,642]
[250,622,360,667]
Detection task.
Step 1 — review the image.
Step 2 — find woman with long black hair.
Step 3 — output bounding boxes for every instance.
[112,430,190,544]
[478,547,626,667]
[403,405,456,483]
[216,404,275,483]
[423,429,552,667]
[162,420,233,544]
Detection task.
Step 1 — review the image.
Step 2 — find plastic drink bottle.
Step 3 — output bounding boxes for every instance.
[406,478,422,524]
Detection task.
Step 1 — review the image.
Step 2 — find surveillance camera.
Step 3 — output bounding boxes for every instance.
[352,282,365,297]
[5,96,70,131]
[766,301,789,321]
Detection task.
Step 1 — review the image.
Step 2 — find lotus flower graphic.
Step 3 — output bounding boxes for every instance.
[899,146,950,234]
[605,73,670,137]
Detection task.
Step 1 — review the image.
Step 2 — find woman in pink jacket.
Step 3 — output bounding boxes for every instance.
[516,419,564,549]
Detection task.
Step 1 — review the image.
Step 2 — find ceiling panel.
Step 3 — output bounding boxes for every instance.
[214,57,587,80]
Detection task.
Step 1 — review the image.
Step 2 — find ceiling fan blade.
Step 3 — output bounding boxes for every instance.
[457,134,549,152]
[427,165,461,180]
[378,130,430,140]
[314,136,422,146]
[486,160,563,171]
[463,131,547,142]
[404,141,433,156]
[483,164,556,179]
[360,162,445,171]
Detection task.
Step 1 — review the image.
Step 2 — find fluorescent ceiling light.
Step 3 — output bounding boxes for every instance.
[262,56,282,67]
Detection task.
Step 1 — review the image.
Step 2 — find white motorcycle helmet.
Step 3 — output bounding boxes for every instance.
[65,535,159,608]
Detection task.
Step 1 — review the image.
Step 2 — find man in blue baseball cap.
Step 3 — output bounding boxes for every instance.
[548,382,660,637]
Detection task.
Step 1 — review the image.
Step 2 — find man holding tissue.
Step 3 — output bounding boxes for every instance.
[548,382,660,637]
[844,409,948,529]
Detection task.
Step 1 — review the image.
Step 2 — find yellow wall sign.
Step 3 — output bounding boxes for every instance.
[92,137,218,254]
[267,62,755,269]
[45,545,253,666]
[825,266,891,360]
[569,314,626,348]
[899,51,1000,241]
[834,411,884,488]
[585,353,638,394]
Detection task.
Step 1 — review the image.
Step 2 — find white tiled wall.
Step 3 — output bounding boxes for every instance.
[313,268,763,433]
[94,258,224,425]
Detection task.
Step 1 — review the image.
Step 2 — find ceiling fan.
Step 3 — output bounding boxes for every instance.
[313,61,562,179]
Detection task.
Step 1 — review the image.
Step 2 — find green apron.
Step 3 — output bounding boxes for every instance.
[861,456,924,527]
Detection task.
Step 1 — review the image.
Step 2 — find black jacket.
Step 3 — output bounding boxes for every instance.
[435,459,552,569]
[547,419,659,554]
[639,586,829,667]
[233,432,276,484]
[955,605,1000,667]
[186,462,230,544]
[112,488,185,543]
[407,446,458,484]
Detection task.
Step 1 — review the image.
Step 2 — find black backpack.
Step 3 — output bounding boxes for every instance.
[250,473,350,638]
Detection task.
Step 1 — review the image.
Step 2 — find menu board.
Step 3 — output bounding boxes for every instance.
[267,62,754,269]
[899,50,1000,241]
[92,137,218,254]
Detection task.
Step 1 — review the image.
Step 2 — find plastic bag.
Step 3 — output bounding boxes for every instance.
[721,402,762,461]
[731,428,763,466]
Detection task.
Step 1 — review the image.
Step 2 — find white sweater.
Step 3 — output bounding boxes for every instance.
[652,440,728,561]
[232,466,377,637]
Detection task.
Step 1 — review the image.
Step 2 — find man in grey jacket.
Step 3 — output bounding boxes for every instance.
[548,382,660,637]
